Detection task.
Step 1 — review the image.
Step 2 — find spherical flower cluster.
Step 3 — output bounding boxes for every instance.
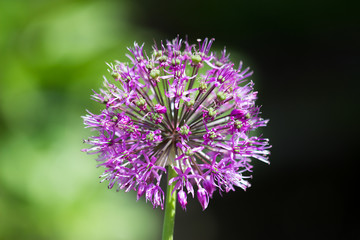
[82,37,271,210]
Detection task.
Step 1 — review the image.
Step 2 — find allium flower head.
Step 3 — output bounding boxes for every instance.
[82,37,271,210]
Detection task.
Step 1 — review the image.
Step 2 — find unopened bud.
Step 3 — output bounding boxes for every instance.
[171,58,181,66]
[150,69,160,79]
[218,75,225,83]
[158,55,168,62]
[111,71,120,79]
[185,99,195,107]
[209,131,217,139]
[154,50,162,57]
[146,132,155,141]
[215,61,223,67]
[199,82,207,91]
[208,107,216,117]
[146,63,153,70]
[185,149,194,156]
[179,125,190,136]
[217,92,227,101]
[191,54,202,65]
[235,120,243,129]
[135,98,146,107]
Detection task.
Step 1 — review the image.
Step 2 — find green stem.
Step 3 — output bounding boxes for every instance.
[162,166,177,240]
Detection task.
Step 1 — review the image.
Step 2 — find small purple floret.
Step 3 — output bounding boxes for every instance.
[178,189,188,210]
[197,188,209,210]
[155,104,167,114]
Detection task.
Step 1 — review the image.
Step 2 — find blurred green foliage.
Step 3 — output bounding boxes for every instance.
[0,0,163,239]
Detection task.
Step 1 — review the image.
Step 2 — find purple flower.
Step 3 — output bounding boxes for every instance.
[155,104,167,114]
[197,188,209,210]
[82,36,271,210]
[177,189,188,210]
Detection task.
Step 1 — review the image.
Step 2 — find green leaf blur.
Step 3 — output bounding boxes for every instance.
[0,1,162,239]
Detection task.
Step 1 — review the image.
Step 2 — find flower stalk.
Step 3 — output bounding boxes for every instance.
[162,166,177,240]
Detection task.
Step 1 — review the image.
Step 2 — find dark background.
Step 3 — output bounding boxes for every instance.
[132,0,359,239]
[0,0,358,239]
